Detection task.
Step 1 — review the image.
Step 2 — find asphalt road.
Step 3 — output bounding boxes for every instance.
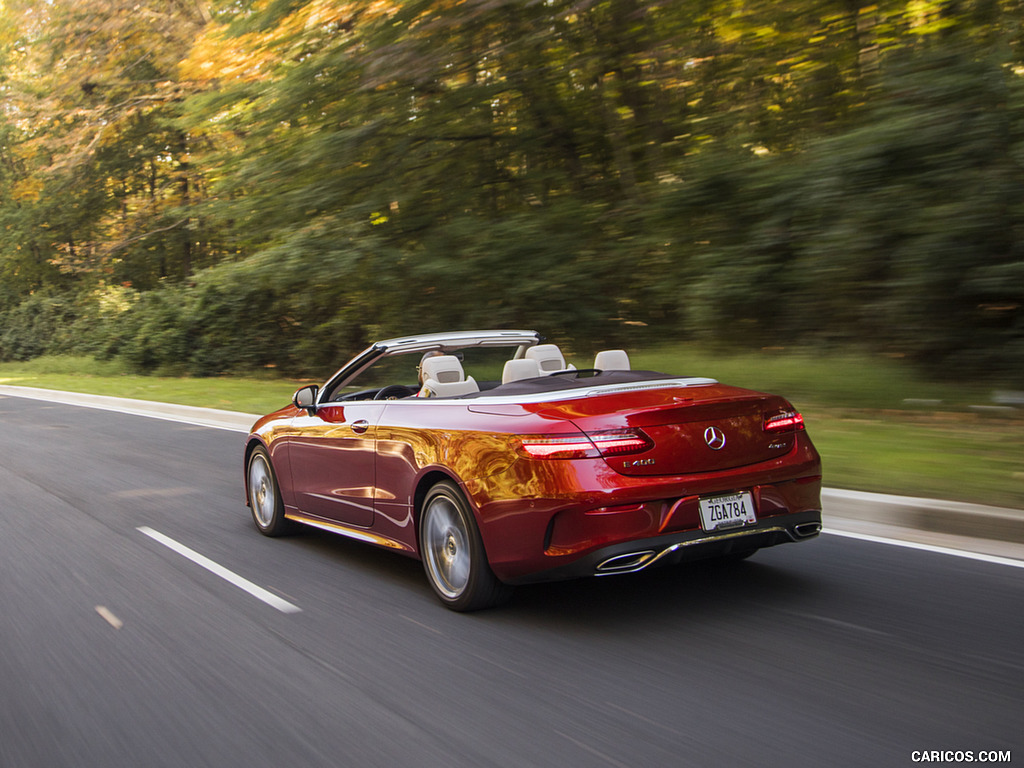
[1,396,1021,768]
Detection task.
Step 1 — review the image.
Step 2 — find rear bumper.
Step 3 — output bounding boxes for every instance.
[503,508,821,585]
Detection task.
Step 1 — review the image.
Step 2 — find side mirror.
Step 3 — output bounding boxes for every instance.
[293,385,319,414]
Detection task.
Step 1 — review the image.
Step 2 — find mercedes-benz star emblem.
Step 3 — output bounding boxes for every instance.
[704,426,727,451]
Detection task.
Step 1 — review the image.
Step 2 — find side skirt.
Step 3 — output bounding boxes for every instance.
[285,512,415,553]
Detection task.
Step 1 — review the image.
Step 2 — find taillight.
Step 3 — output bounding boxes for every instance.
[519,435,598,459]
[520,429,652,459]
[764,410,805,432]
[590,430,654,456]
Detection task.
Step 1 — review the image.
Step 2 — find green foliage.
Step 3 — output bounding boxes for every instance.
[0,292,75,361]
[0,1,1022,382]
[655,47,1024,379]
[0,290,117,361]
[804,49,1024,376]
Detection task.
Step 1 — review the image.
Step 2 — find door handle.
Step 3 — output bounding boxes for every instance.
[350,420,370,434]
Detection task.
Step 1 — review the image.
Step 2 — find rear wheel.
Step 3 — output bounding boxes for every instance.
[247,446,295,537]
[419,480,512,611]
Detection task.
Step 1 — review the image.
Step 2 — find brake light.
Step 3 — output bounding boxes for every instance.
[520,429,652,459]
[590,430,654,456]
[519,435,597,459]
[764,410,805,432]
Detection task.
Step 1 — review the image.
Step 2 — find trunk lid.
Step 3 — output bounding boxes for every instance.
[541,382,796,476]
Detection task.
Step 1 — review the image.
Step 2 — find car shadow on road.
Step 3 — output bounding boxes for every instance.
[283,526,428,583]
[270,524,826,630]
[501,555,825,629]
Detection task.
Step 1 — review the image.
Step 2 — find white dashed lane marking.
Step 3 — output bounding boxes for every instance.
[137,526,301,614]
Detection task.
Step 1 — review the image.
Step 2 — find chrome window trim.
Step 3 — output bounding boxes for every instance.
[378,377,719,406]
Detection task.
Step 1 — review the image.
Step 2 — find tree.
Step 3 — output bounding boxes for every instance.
[0,0,1021,377]
[0,0,209,293]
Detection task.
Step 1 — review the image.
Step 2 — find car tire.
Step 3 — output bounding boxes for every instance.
[419,480,513,612]
[247,446,295,537]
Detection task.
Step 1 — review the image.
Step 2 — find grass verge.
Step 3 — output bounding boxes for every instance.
[0,356,302,415]
[0,351,1020,509]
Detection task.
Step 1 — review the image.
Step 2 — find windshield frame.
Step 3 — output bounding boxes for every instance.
[318,330,542,404]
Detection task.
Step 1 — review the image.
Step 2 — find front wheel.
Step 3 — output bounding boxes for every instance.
[247,446,295,537]
[419,481,512,611]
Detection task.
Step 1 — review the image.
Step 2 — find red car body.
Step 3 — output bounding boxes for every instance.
[245,331,822,610]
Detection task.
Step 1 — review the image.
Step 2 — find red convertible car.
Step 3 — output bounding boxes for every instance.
[245,330,822,610]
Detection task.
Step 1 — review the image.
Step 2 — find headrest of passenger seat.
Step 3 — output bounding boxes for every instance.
[502,358,542,384]
[525,344,576,373]
[594,349,630,371]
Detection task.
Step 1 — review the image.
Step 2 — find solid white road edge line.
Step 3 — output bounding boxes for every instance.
[824,528,1024,570]
[137,526,302,613]
[0,385,254,433]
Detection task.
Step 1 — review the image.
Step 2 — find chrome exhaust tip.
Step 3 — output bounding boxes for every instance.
[793,522,822,539]
[596,550,657,574]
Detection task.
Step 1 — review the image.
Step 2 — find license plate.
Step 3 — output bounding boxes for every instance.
[699,492,757,532]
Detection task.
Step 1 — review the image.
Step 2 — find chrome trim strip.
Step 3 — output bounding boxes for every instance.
[376,330,541,352]
[301,495,375,515]
[793,522,822,538]
[379,378,719,406]
[585,379,718,396]
[594,526,791,576]
[284,513,414,552]
[596,550,657,573]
